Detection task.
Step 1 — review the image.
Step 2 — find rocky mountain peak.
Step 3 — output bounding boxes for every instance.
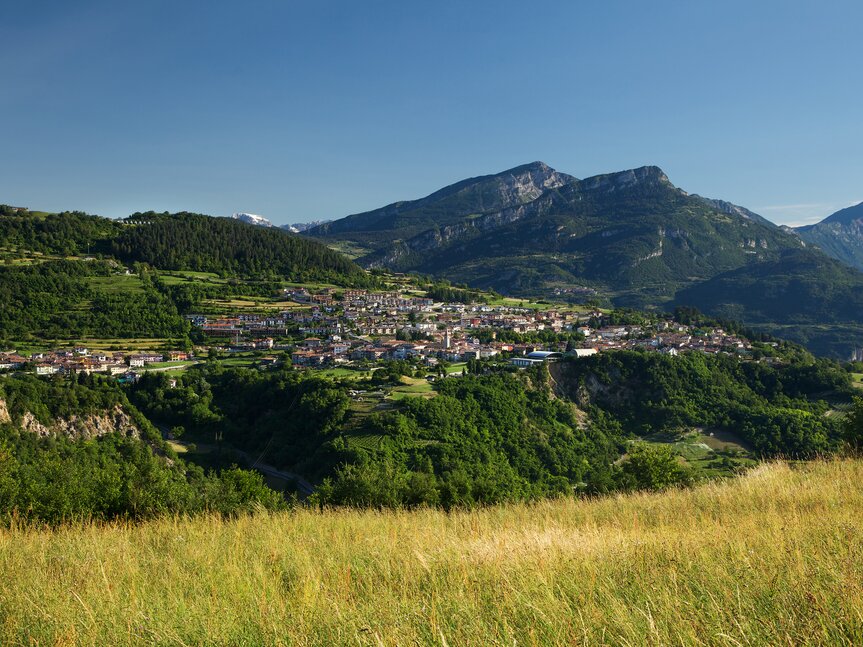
[578,165,672,192]
[492,161,574,202]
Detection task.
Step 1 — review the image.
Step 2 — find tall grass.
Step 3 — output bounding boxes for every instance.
[1,460,861,645]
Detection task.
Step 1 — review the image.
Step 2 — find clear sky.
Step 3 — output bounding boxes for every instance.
[2,0,861,227]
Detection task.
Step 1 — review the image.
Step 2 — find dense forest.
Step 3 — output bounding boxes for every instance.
[112,212,375,285]
[129,365,625,507]
[126,349,857,508]
[0,206,378,289]
[0,374,284,524]
[0,260,188,341]
[0,208,120,256]
[0,344,858,520]
[558,350,852,457]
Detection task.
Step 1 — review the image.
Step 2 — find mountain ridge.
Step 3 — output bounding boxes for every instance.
[307,161,805,299]
[794,201,863,270]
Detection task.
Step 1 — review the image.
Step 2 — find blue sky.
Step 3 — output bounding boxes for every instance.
[2,0,861,226]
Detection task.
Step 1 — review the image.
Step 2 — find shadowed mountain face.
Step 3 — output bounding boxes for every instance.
[795,202,863,271]
[306,162,863,357]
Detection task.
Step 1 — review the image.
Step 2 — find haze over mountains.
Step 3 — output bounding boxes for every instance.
[304,162,863,357]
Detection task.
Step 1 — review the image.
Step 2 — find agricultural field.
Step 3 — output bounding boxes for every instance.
[315,367,374,380]
[85,273,146,294]
[201,298,299,311]
[0,460,860,645]
[6,338,176,354]
[0,248,83,265]
[642,429,756,478]
[387,376,436,400]
[157,270,229,285]
[323,240,375,260]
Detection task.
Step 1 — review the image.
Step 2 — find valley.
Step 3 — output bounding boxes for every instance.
[303,163,863,358]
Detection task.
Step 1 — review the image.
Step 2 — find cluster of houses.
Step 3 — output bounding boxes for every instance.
[185,287,756,368]
[0,348,192,376]
[576,323,753,356]
[284,322,752,369]
[1,288,760,379]
[188,294,598,345]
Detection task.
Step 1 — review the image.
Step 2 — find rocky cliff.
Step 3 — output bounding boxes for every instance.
[0,399,140,440]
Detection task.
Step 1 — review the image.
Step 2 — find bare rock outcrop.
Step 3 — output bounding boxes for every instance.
[16,405,140,440]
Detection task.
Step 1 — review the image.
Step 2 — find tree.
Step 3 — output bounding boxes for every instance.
[617,443,692,491]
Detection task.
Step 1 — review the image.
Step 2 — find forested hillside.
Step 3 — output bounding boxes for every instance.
[556,350,851,457]
[127,348,855,508]
[129,365,623,507]
[0,208,120,256]
[0,374,284,523]
[0,260,188,342]
[0,206,377,343]
[673,249,863,356]
[112,212,373,285]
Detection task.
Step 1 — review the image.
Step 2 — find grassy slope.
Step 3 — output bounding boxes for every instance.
[1,460,861,645]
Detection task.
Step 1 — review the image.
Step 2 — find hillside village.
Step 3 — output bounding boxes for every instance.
[0,285,757,378]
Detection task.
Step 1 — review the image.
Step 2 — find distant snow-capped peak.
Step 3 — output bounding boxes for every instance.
[232,212,274,227]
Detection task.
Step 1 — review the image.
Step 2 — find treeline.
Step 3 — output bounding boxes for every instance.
[560,350,852,457]
[473,327,584,345]
[0,261,188,341]
[0,374,284,524]
[112,213,376,286]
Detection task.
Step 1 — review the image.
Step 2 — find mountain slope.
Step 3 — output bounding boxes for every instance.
[112,212,370,284]
[308,161,575,254]
[672,248,863,356]
[309,163,805,305]
[305,163,863,356]
[795,202,863,270]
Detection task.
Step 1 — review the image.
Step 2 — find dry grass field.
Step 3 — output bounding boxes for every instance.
[0,460,861,645]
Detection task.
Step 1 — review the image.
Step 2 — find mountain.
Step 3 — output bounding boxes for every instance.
[305,162,863,356]
[307,162,805,304]
[672,248,863,357]
[309,161,574,252]
[232,212,274,228]
[794,202,863,270]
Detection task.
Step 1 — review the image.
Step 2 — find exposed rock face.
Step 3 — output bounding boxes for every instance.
[13,405,140,440]
[307,161,575,238]
[0,399,10,425]
[577,165,671,192]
